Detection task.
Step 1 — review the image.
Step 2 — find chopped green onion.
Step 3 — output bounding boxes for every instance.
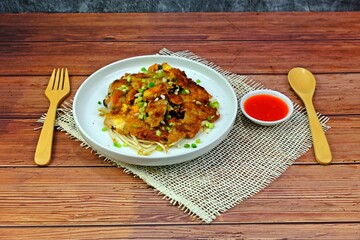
[191,143,197,148]
[101,127,108,132]
[123,142,129,147]
[196,139,201,144]
[181,89,190,94]
[209,100,220,109]
[206,122,215,129]
[196,79,201,84]
[156,130,161,136]
[138,113,146,120]
[141,67,147,72]
[153,70,164,79]
[148,82,155,88]
[98,101,102,105]
[113,142,121,148]
[156,146,163,151]
[117,85,129,92]
[184,144,190,148]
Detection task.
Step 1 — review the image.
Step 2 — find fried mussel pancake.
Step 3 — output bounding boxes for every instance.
[102,62,219,145]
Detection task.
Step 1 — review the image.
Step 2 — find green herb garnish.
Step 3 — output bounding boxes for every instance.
[148,82,155,88]
[209,100,219,109]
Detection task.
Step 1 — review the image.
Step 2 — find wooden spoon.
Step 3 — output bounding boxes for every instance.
[288,67,332,165]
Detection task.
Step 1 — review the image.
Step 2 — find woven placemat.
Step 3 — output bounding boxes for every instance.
[52,48,330,223]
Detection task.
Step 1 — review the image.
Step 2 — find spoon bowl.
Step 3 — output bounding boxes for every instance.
[288,67,332,165]
[288,67,316,96]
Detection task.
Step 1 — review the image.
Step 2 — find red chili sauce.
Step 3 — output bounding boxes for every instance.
[244,94,289,121]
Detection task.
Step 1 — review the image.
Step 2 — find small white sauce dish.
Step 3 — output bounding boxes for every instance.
[240,89,294,126]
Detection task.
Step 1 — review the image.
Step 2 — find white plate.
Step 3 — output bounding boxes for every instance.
[73,55,237,166]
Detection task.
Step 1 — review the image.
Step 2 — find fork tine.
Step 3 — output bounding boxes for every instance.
[64,68,70,91]
[59,68,64,89]
[46,69,56,91]
[55,68,61,90]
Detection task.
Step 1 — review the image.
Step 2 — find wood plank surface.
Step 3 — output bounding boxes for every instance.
[1,12,360,42]
[1,12,360,239]
[0,224,359,240]
[1,41,360,75]
[0,165,359,225]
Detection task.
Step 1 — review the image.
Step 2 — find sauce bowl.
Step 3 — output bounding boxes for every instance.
[240,89,293,126]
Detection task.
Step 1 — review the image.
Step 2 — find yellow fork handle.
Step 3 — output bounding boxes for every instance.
[34,102,58,166]
[303,98,332,165]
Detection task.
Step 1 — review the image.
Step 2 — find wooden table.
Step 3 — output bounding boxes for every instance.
[1,12,359,239]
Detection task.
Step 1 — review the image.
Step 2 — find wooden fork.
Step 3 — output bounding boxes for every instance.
[34,68,70,166]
